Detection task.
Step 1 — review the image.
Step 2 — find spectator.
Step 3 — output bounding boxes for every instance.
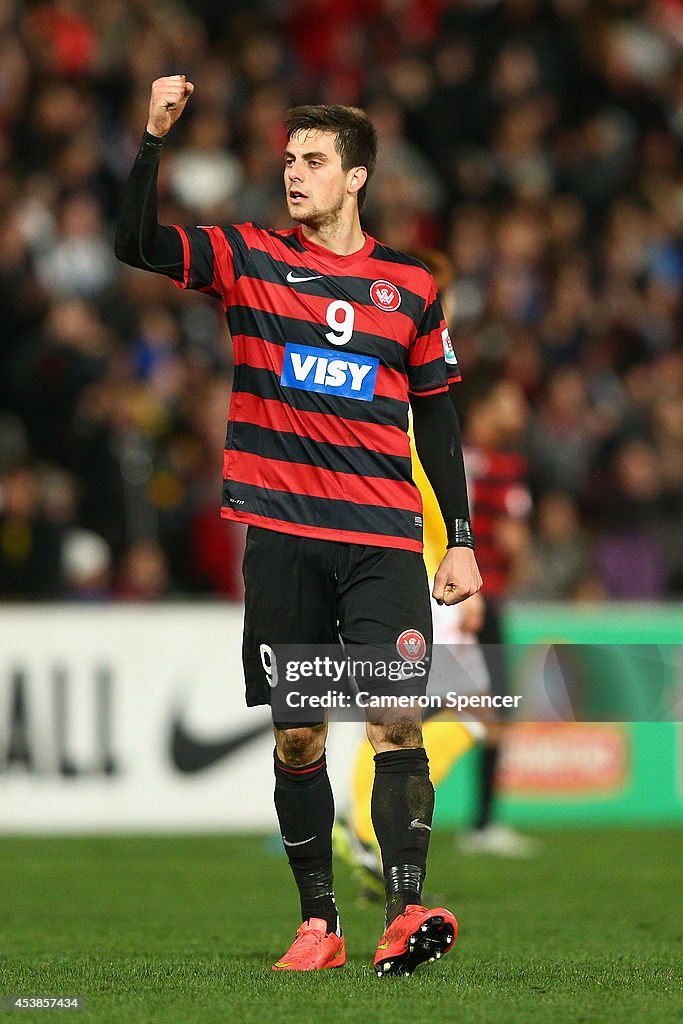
[528,367,596,497]
[115,539,170,601]
[0,461,63,599]
[596,440,669,599]
[515,491,590,600]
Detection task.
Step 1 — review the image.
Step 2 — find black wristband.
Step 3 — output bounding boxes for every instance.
[140,130,165,160]
[445,518,475,550]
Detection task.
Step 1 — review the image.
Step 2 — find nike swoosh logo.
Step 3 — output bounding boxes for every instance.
[171,713,272,773]
[282,835,316,847]
[409,819,432,831]
[286,271,323,283]
[377,939,389,949]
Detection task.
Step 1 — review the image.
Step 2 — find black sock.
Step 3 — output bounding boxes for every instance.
[371,747,434,924]
[274,750,339,934]
[475,743,500,830]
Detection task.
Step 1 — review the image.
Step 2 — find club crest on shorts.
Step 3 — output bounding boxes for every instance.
[396,628,427,662]
[370,280,401,312]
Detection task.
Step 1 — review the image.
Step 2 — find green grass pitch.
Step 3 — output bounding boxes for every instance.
[0,830,681,1024]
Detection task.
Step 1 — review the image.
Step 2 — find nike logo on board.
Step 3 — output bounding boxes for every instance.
[171,714,272,773]
[286,271,323,283]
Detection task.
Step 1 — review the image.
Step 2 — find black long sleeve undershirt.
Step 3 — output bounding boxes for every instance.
[115,132,473,547]
[114,131,183,277]
[411,389,474,548]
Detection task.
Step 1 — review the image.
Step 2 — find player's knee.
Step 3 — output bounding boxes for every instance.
[366,718,423,751]
[276,724,326,766]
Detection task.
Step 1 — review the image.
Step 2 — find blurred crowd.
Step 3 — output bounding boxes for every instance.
[0,0,682,602]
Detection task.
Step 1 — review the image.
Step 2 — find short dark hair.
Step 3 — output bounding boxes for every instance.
[285,104,378,211]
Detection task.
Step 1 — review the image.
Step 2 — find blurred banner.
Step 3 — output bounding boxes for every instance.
[0,605,682,832]
[483,604,683,825]
[0,606,278,832]
[439,721,683,826]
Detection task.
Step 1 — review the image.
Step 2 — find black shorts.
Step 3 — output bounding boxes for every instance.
[242,526,433,709]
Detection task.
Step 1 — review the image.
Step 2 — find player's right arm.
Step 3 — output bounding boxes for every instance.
[114,76,194,278]
[116,76,245,299]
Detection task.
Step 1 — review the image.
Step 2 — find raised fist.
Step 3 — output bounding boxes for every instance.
[146,75,194,138]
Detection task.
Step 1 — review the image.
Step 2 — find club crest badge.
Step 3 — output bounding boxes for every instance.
[370,279,401,312]
[396,628,427,662]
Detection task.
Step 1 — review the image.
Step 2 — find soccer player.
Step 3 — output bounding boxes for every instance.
[455,372,539,857]
[115,76,482,975]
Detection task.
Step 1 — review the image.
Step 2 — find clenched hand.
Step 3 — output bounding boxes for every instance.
[146,75,194,139]
[432,547,483,606]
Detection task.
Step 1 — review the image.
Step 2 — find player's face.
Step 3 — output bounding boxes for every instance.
[284,130,356,229]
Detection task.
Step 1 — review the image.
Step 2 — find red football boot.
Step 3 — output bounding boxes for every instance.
[374,904,457,977]
[272,918,346,971]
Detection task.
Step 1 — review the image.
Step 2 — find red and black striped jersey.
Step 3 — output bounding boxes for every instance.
[464,445,532,597]
[173,222,460,552]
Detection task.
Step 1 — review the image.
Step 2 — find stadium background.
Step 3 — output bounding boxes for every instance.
[0,1,681,1022]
